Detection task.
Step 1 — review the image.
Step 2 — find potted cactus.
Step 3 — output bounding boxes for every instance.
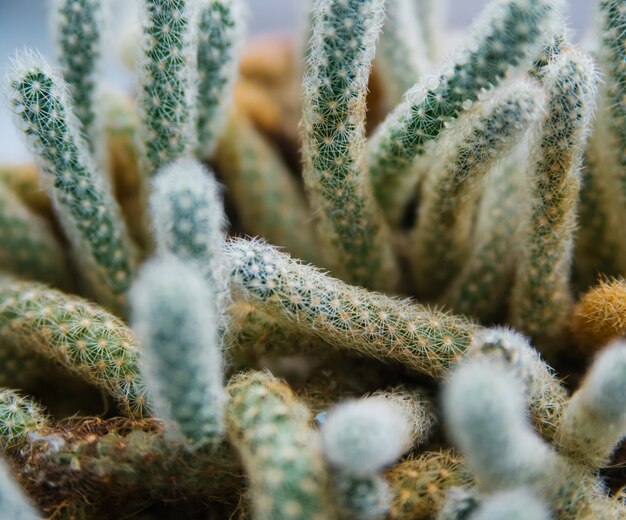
[0,0,625,518]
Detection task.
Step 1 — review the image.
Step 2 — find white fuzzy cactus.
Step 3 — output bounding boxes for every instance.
[469,489,552,520]
[0,458,41,520]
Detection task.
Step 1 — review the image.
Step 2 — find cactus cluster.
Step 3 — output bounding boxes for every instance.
[0,0,625,517]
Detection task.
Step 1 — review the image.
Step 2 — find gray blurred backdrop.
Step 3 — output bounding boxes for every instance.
[0,0,599,162]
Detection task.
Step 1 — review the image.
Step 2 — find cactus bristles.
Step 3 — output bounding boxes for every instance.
[226,371,333,520]
[52,0,103,144]
[0,277,148,418]
[367,0,562,224]
[131,256,225,444]
[302,0,398,291]
[411,82,544,297]
[196,0,245,157]
[139,0,197,177]
[555,341,626,467]
[510,50,597,349]
[0,183,68,289]
[0,389,48,452]
[225,238,476,378]
[0,458,40,520]
[8,53,137,314]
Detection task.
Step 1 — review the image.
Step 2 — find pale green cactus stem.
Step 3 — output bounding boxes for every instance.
[52,0,102,145]
[0,277,148,418]
[367,0,562,225]
[411,82,544,298]
[226,371,334,520]
[0,458,41,519]
[131,256,225,445]
[443,359,608,519]
[510,50,597,350]
[149,157,228,326]
[386,450,474,520]
[412,0,445,62]
[139,0,197,177]
[196,0,245,157]
[442,158,525,322]
[468,489,551,520]
[301,0,399,291]
[215,113,320,264]
[8,53,137,315]
[555,340,626,468]
[0,389,48,452]
[225,238,476,378]
[376,0,431,106]
[0,182,69,289]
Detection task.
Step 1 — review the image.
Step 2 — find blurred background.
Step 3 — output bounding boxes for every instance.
[0,0,599,162]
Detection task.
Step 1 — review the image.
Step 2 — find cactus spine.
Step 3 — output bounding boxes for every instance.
[131,256,225,444]
[510,50,597,349]
[196,0,245,156]
[8,54,137,314]
[302,0,398,291]
[367,0,561,224]
[411,82,544,297]
[53,0,102,144]
[139,0,197,177]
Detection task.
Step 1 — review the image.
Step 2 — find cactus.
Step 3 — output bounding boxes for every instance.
[0,389,48,452]
[196,0,245,156]
[0,182,68,289]
[411,82,544,297]
[468,489,551,520]
[367,0,562,223]
[226,371,333,520]
[138,0,197,177]
[510,50,597,350]
[52,0,103,145]
[302,0,398,291]
[8,53,137,314]
[0,458,41,520]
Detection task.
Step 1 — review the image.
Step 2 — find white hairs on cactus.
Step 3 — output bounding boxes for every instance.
[139,0,198,177]
[510,49,597,349]
[469,488,552,520]
[52,0,103,144]
[555,340,626,467]
[411,81,545,297]
[131,255,225,444]
[196,0,245,157]
[367,0,563,224]
[321,396,412,475]
[7,51,136,314]
[334,474,392,520]
[301,0,398,291]
[150,157,227,318]
[376,0,431,105]
[0,458,41,519]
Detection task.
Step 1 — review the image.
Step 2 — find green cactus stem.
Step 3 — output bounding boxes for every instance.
[0,389,48,452]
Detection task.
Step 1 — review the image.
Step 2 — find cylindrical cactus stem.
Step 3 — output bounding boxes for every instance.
[410,82,544,298]
[555,340,626,467]
[376,0,431,106]
[131,256,225,445]
[52,0,103,145]
[301,0,399,291]
[0,182,69,289]
[441,158,525,322]
[214,113,320,264]
[412,0,445,63]
[570,277,626,352]
[509,50,597,350]
[149,157,228,327]
[386,450,474,520]
[226,370,334,520]
[196,0,245,157]
[468,489,551,520]
[0,458,41,520]
[8,53,137,315]
[0,277,148,418]
[138,0,197,177]
[366,0,562,225]
[465,327,567,441]
[0,389,48,452]
[225,238,476,378]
